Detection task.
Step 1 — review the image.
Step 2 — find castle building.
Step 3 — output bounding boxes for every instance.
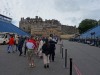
[19,16,78,37]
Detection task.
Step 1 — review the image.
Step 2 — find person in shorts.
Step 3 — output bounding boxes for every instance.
[26,36,36,68]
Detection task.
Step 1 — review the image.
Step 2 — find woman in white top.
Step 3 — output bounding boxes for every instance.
[37,39,44,58]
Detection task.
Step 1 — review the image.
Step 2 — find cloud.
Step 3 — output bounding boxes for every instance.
[54,0,80,12]
[1,0,100,27]
[81,9,100,20]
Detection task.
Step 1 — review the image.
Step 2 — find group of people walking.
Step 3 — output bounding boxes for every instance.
[7,34,58,68]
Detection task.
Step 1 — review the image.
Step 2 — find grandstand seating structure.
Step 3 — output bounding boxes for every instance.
[0,20,30,36]
[79,25,100,39]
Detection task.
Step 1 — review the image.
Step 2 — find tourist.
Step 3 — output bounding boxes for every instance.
[24,37,29,56]
[49,34,57,62]
[15,36,19,52]
[18,36,25,56]
[26,36,36,68]
[7,35,15,53]
[42,38,50,68]
[37,37,45,58]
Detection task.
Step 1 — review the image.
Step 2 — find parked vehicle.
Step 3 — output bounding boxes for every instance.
[0,32,10,44]
[0,32,18,45]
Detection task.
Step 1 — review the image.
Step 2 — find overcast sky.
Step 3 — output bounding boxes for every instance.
[0,0,100,27]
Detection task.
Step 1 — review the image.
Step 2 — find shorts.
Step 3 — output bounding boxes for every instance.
[27,49,33,57]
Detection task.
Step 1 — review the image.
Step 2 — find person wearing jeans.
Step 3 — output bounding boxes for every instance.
[18,36,24,56]
[7,35,15,53]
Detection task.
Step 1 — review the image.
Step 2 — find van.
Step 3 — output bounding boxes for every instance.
[0,32,10,45]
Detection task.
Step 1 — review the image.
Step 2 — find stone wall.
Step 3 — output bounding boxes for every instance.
[19,16,78,37]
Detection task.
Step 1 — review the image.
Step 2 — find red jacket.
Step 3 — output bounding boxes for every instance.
[8,37,15,45]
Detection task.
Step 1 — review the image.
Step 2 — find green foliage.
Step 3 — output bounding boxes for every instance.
[98,20,100,25]
[78,19,98,34]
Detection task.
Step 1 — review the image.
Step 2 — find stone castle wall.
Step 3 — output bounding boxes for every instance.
[19,16,78,37]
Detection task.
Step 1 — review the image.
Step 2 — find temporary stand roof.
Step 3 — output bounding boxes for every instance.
[0,20,30,36]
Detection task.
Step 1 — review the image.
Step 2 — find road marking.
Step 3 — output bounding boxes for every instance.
[74,64,82,75]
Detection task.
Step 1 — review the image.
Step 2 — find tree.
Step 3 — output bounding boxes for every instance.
[78,19,98,34]
[98,20,100,25]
